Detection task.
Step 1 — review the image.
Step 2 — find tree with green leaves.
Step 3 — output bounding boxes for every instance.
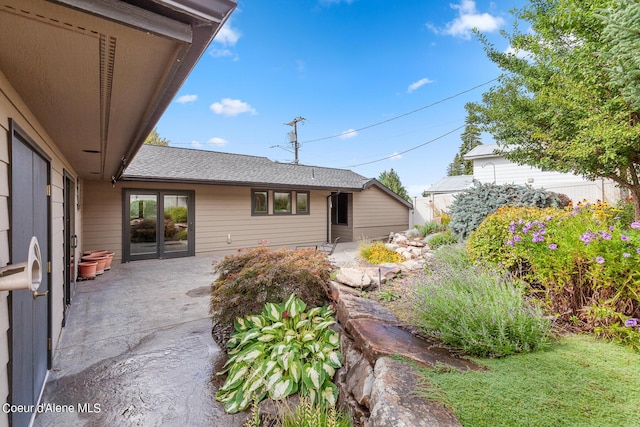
[472,0,640,220]
[144,127,170,146]
[378,168,411,201]
[447,104,483,176]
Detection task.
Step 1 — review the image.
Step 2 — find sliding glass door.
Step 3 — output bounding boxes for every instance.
[124,190,195,261]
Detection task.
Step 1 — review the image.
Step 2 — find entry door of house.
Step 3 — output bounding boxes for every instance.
[10,123,50,427]
[123,190,195,261]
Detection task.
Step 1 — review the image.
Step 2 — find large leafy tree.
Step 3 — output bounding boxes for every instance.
[144,127,170,146]
[472,0,640,220]
[378,168,411,201]
[447,104,483,176]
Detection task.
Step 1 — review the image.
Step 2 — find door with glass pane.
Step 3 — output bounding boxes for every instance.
[124,190,194,261]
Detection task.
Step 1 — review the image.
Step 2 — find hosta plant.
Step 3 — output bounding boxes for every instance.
[215,294,342,414]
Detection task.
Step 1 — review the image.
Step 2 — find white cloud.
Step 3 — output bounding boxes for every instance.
[175,94,197,104]
[210,98,257,116]
[191,140,202,149]
[389,152,402,161]
[431,0,505,39]
[210,19,240,60]
[504,45,532,60]
[214,21,240,46]
[208,137,228,147]
[407,77,433,93]
[339,129,358,139]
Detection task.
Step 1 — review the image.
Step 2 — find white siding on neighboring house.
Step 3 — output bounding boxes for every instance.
[469,146,623,204]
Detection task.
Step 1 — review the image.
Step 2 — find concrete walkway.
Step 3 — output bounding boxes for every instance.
[33,255,247,427]
[34,244,362,427]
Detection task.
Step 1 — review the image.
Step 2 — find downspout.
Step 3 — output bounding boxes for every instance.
[326,193,334,242]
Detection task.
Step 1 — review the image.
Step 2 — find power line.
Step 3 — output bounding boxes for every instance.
[344,124,465,168]
[299,77,497,144]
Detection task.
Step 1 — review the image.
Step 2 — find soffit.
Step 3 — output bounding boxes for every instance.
[0,0,232,180]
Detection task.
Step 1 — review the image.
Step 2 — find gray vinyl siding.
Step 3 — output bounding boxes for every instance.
[352,186,409,240]
[1,69,81,427]
[83,181,331,260]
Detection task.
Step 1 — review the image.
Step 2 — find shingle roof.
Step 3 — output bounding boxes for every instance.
[424,175,474,194]
[463,143,498,160]
[122,145,372,190]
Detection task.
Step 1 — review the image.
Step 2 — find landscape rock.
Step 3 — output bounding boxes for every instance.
[336,267,372,288]
[336,294,399,333]
[346,355,374,407]
[347,318,480,371]
[400,259,424,271]
[367,357,462,427]
[328,280,362,302]
[362,265,400,285]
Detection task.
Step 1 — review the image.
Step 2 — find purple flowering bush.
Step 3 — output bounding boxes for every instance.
[467,201,640,351]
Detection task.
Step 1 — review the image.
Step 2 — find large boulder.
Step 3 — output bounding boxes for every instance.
[367,357,462,427]
[336,267,372,289]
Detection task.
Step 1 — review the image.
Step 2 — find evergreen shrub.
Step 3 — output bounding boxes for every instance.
[448,182,562,240]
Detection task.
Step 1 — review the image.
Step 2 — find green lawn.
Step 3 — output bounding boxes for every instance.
[416,334,640,427]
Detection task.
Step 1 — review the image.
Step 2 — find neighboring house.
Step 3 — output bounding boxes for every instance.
[464,144,622,203]
[82,145,413,262]
[0,1,236,426]
[417,175,474,223]
[414,144,623,226]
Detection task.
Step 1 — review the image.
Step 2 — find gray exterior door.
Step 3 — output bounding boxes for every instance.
[9,122,50,427]
[123,190,195,262]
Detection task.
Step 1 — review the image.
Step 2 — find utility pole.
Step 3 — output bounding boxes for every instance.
[285,116,305,164]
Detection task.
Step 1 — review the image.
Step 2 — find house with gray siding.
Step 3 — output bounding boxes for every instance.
[83,145,413,262]
[0,1,236,425]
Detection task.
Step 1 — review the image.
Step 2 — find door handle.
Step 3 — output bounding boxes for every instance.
[33,290,49,299]
[72,235,78,249]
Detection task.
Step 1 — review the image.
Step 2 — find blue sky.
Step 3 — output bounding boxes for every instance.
[154,0,527,197]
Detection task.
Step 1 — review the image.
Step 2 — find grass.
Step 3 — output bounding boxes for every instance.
[416,334,640,427]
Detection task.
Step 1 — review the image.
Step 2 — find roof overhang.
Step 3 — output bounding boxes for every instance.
[120,175,368,192]
[0,0,236,180]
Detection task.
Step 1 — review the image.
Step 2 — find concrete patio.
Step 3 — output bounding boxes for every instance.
[33,254,247,427]
[33,244,361,427]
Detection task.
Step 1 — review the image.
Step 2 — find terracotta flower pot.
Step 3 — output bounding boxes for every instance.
[78,261,98,279]
[103,252,115,270]
[84,249,108,256]
[82,255,107,275]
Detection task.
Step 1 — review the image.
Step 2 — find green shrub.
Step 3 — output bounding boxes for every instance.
[243,397,353,427]
[418,221,446,236]
[359,242,404,264]
[412,264,552,358]
[216,294,342,414]
[174,230,188,240]
[432,244,472,271]
[407,227,424,238]
[466,202,640,351]
[448,182,562,240]
[210,248,333,333]
[427,230,459,249]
